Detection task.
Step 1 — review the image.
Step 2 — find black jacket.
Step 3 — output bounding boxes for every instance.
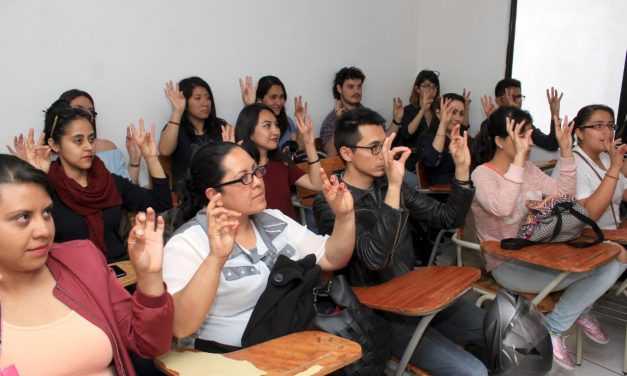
[313,176,474,287]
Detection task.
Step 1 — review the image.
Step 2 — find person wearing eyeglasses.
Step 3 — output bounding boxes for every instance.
[162,142,355,350]
[552,104,627,230]
[235,103,322,220]
[9,100,172,263]
[59,89,142,185]
[480,78,560,151]
[313,108,488,376]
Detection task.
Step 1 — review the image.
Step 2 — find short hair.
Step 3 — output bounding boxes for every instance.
[494,78,521,97]
[334,107,386,161]
[332,67,365,100]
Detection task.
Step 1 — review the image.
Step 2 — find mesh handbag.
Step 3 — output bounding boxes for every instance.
[312,275,391,376]
[501,195,604,250]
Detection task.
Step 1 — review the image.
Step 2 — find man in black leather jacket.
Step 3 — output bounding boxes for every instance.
[313,107,487,375]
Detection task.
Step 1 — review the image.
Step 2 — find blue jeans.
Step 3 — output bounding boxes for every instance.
[384,299,488,376]
[492,258,627,334]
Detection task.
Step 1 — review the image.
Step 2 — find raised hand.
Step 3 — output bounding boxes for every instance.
[506,117,533,165]
[206,193,241,262]
[504,88,517,107]
[221,123,235,143]
[126,125,141,165]
[553,115,574,157]
[294,96,308,120]
[128,208,165,277]
[131,119,158,159]
[392,97,404,124]
[546,87,563,117]
[462,88,472,108]
[480,95,496,118]
[334,99,347,118]
[608,139,627,172]
[295,110,314,147]
[382,133,411,187]
[438,97,454,128]
[320,168,353,218]
[239,76,256,105]
[164,81,186,115]
[449,124,470,170]
[7,129,51,173]
[420,94,434,112]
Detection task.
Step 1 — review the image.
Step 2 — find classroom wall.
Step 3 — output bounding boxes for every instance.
[0,0,514,163]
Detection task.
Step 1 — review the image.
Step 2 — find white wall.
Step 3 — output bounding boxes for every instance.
[0,0,421,155]
[0,0,515,162]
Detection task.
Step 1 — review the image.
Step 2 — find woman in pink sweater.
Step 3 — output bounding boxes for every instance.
[471,106,627,371]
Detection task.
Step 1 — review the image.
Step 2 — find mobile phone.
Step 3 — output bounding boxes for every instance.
[111,264,127,278]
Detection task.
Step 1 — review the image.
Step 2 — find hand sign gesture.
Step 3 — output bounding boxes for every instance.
[206,193,241,263]
[334,100,347,118]
[506,117,533,164]
[130,119,158,159]
[295,108,314,147]
[481,95,496,118]
[239,76,257,105]
[320,169,353,218]
[546,87,564,117]
[382,133,411,187]
[392,97,404,124]
[127,208,166,295]
[294,96,308,120]
[7,129,52,173]
[449,124,470,170]
[164,81,186,115]
[553,115,574,156]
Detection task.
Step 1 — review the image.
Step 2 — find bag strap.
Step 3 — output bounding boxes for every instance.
[500,201,605,250]
[573,150,620,228]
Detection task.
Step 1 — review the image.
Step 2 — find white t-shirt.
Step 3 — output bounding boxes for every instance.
[552,145,625,229]
[163,209,328,347]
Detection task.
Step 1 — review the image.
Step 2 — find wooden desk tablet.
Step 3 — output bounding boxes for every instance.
[109,260,137,287]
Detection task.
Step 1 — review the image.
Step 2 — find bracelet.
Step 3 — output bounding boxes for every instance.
[168,120,180,126]
[129,162,140,168]
[605,173,618,180]
[307,157,321,165]
[454,178,473,186]
[392,119,401,125]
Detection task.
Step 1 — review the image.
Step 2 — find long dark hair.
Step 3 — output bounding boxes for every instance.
[179,76,222,142]
[0,154,54,199]
[256,76,289,138]
[409,70,440,113]
[44,99,95,143]
[176,142,241,226]
[471,106,533,170]
[573,104,615,145]
[235,103,292,165]
[58,89,98,136]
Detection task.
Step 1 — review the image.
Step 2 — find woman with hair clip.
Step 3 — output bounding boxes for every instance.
[239,75,305,149]
[235,103,322,220]
[552,104,627,230]
[0,154,173,376]
[159,77,234,189]
[419,93,471,186]
[10,99,172,262]
[162,142,355,350]
[471,106,627,371]
[59,89,142,184]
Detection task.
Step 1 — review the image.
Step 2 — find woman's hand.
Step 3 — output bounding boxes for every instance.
[239,76,256,105]
[606,138,627,174]
[7,129,51,173]
[206,193,241,263]
[126,125,141,165]
[294,96,308,120]
[127,208,165,295]
[449,124,470,171]
[506,117,533,167]
[438,97,454,130]
[553,115,574,158]
[295,110,314,147]
[419,93,434,112]
[481,95,496,118]
[164,81,186,115]
[546,87,563,117]
[320,168,353,219]
[392,97,404,124]
[462,89,471,108]
[131,119,158,159]
[221,123,235,143]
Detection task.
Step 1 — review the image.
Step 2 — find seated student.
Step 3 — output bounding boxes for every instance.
[552,104,627,230]
[480,79,560,151]
[162,142,355,349]
[12,100,172,262]
[471,106,627,371]
[239,75,303,149]
[319,67,366,156]
[159,77,234,190]
[0,154,174,376]
[419,94,472,186]
[235,103,321,220]
[313,108,487,376]
[59,89,142,184]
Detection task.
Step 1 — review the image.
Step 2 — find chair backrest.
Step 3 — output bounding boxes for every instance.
[416,160,430,189]
[295,156,345,207]
[158,154,181,206]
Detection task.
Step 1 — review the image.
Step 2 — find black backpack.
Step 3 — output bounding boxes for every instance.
[483,290,553,375]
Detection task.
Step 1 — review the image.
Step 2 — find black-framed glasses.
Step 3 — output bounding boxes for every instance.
[345,143,383,155]
[212,165,267,188]
[512,95,526,100]
[419,83,439,91]
[579,123,616,131]
[49,107,95,137]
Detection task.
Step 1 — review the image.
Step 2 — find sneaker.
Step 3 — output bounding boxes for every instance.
[550,333,576,371]
[576,315,609,345]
